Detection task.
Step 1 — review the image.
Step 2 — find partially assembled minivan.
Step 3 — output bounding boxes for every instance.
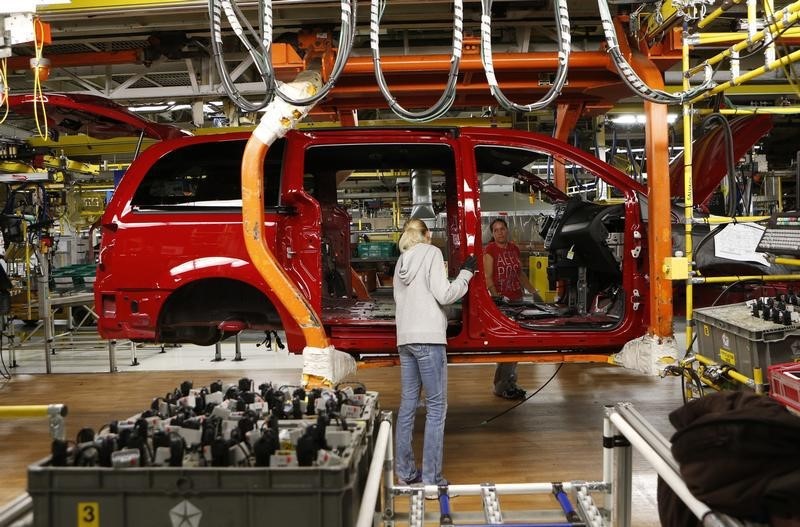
[95,126,654,359]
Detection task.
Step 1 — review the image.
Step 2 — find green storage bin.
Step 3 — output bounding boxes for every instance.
[356,242,397,258]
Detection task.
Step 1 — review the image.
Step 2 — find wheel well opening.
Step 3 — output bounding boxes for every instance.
[157,278,282,344]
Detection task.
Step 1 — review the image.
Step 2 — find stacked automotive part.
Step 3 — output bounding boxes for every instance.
[27,379,379,527]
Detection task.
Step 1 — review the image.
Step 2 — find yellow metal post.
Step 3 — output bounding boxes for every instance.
[682,34,695,353]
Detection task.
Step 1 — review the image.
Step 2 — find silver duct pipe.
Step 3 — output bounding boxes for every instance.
[410,169,436,219]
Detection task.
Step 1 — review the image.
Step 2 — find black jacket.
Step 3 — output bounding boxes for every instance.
[658,391,800,526]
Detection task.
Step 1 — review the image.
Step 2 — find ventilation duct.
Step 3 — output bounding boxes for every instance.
[410,169,436,219]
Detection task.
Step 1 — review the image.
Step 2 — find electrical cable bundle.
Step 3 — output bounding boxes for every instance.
[370,0,463,122]
[763,0,800,97]
[597,0,715,104]
[480,0,571,112]
[208,0,276,112]
[208,0,357,112]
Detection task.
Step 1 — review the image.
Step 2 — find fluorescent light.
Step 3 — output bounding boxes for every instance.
[128,105,170,112]
[612,114,643,125]
[128,101,180,112]
[611,114,679,125]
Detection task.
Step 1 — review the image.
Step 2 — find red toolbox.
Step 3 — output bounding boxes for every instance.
[768,362,800,413]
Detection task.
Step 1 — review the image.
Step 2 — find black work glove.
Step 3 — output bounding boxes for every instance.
[460,254,477,273]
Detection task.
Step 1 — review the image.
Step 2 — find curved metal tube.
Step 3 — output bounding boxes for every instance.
[480,0,570,112]
[371,0,462,121]
[242,136,329,349]
[241,74,329,349]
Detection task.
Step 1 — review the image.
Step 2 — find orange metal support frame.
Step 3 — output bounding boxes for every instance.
[358,352,614,369]
[241,135,330,350]
[8,46,633,120]
[552,102,584,192]
[633,60,673,340]
[612,15,674,340]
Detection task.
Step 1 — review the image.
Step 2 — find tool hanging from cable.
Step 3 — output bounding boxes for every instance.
[31,17,49,139]
[273,0,356,106]
[370,0,463,122]
[480,0,571,112]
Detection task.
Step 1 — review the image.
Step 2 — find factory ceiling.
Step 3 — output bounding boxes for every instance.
[1,0,799,164]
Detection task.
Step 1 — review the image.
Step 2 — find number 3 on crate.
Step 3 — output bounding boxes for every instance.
[78,502,99,527]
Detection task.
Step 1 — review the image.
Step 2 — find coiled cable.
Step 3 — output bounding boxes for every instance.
[700,113,737,217]
[480,0,570,112]
[370,0,462,121]
[208,0,275,112]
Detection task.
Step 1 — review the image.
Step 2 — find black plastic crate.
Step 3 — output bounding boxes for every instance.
[28,421,370,527]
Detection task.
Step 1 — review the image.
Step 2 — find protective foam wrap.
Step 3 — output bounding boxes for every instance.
[302,345,358,387]
[252,71,323,146]
[613,334,680,376]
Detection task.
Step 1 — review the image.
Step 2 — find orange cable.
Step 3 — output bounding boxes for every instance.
[32,17,48,140]
[0,59,9,124]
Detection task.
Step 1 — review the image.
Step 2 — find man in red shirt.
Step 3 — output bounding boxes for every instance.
[483,218,540,400]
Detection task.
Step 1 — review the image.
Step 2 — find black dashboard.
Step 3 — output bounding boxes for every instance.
[543,197,624,276]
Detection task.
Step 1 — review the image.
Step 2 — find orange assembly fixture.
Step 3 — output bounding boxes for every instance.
[241,135,330,350]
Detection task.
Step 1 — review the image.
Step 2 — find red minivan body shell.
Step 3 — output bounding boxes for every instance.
[95,127,649,355]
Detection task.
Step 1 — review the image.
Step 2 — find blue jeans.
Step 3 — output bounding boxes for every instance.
[395,343,448,485]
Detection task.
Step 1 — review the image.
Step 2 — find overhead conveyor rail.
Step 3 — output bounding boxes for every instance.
[355,404,742,527]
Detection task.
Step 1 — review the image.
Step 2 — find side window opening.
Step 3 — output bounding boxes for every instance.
[303,143,459,321]
[476,145,627,331]
[131,138,285,209]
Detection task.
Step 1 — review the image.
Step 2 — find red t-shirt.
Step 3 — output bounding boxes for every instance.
[485,241,523,300]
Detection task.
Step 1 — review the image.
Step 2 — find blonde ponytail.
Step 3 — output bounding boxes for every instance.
[398,219,429,253]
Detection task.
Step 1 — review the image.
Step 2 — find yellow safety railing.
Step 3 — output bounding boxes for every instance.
[682,38,695,351]
[695,107,800,115]
[696,0,746,30]
[691,353,764,394]
[0,404,67,440]
[675,0,800,358]
[686,0,800,75]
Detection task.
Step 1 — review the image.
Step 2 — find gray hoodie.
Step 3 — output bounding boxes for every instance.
[393,243,474,346]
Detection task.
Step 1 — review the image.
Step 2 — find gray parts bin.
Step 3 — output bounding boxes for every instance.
[693,303,800,380]
[28,419,371,527]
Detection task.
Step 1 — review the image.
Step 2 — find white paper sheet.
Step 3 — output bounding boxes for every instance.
[714,222,770,266]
